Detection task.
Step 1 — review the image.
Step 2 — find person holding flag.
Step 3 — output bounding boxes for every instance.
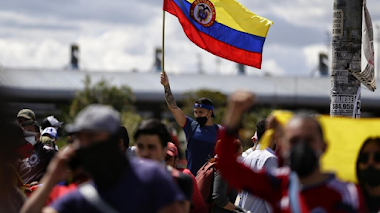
[161,72,221,176]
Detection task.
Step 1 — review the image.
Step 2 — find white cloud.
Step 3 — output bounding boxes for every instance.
[303,44,329,69]
[0,0,379,76]
[262,59,286,76]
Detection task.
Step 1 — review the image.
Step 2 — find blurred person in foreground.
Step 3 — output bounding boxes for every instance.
[356,137,380,212]
[161,72,222,175]
[135,119,192,213]
[19,120,57,185]
[0,123,34,213]
[216,90,363,212]
[21,105,186,213]
[118,125,130,154]
[165,142,207,213]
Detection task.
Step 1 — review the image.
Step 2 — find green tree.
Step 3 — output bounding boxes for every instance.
[59,75,142,147]
[68,75,135,120]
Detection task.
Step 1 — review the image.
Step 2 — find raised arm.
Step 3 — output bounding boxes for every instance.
[160,72,186,127]
[216,91,281,206]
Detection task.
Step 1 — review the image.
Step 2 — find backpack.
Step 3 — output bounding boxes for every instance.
[195,161,218,212]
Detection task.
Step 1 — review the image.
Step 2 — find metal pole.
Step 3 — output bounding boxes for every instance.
[330,0,363,118]
[377,24,380,80]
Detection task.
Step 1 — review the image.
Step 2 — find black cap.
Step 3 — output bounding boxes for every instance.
[41,116,63,130]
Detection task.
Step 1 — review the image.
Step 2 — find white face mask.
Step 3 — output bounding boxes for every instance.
[25,136,37,146]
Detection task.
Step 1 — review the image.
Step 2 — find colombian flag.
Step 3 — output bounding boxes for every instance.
[164,0,273,69]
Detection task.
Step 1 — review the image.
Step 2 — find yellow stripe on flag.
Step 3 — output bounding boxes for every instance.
[260,110,380,183]
[185,0,273,37]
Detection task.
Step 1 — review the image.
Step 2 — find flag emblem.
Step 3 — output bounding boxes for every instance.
[190,0,216,27]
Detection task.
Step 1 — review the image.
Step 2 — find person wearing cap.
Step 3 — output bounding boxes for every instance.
[17,109,36,127]
[21,104,186,213]
[19,120,57,185]
[41,116,64,131]
[134,119,193,213]
[239,119,277,213]
[161,72,222,175]
[41,127,59,150]
[165,142,207,213]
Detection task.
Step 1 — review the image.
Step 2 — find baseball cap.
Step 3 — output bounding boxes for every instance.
[65,104,120,134]
[166,142,178,157]
[17,109,36,121]
[41,116,64,129]
[41,127,58,140]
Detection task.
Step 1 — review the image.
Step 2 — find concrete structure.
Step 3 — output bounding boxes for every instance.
[1,68,379,118]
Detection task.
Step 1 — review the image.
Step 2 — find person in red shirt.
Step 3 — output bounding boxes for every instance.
[165,142,207,213]
[216,90,363,213]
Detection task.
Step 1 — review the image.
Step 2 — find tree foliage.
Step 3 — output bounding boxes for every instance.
[62,75,142,146]
[68,75,135,120]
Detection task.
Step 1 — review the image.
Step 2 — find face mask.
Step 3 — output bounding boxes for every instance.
[289,142,319,178]
[13,143,34,159]
[25,136,37,146]
[196,116,208,126]
[357,166,380,187]
[69,135,128,189]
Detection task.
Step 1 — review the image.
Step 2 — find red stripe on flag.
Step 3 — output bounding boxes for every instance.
[164,0,263,69]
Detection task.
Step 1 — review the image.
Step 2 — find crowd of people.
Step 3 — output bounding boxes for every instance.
[0,74,379,213]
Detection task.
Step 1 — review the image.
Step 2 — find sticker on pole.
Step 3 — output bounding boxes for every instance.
[333,9,343,37]
[331,94,355,115]
[333,70,348,84]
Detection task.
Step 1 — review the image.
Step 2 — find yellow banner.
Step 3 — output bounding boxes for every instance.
[260,110,380,183]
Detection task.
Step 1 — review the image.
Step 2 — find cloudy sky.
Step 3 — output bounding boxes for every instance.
[0,0,379,76]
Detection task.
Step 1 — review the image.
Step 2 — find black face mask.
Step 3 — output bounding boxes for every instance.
[196,116,208,126]
[358,166,380,188]
[69,135,128,190]
[289,142,319,178]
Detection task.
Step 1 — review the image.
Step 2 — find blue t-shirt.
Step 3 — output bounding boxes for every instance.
[50,158,185,213]
[183,116,220,175]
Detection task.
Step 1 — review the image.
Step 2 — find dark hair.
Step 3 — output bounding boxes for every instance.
[356,137,380,184]
[195,97,213,106]
[21,120,40,133]
[291,114,324,140]
[119,126,130,147]
[256,119,267,140]
[134,119,172,148]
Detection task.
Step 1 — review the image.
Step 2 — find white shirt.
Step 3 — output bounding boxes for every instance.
[239,147,278,213]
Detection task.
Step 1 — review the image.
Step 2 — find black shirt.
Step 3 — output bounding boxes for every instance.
[18,142,57,184]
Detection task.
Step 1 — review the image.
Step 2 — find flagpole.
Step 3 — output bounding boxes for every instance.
[162,10,166,73]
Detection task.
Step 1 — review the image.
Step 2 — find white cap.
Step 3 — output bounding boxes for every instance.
[41,127,58,140]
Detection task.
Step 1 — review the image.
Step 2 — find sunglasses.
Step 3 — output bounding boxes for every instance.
[358,152,380,164]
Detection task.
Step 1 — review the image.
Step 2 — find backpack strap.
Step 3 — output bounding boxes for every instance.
[78,183,121,213]
[186,121,199,143]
